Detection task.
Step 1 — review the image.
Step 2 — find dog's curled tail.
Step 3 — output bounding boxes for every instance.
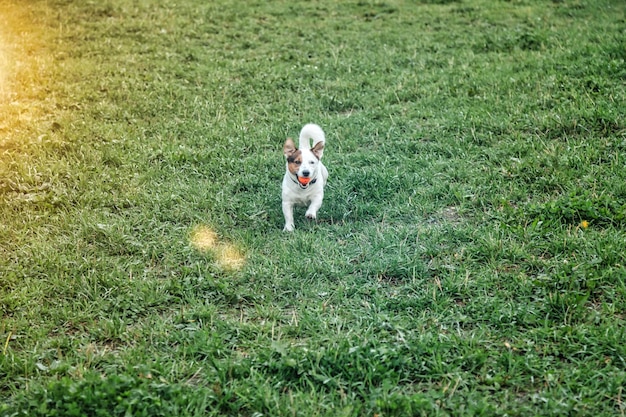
[298,123,326,151]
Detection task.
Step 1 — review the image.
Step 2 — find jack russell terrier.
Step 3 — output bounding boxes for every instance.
[282,123,328,232]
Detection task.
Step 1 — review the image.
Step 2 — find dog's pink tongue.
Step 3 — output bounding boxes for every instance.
[298,177,311,186]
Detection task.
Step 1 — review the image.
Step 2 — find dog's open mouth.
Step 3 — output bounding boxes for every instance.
[298,176,311,186]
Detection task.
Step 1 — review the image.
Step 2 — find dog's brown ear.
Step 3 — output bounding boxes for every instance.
[283,138,297,157]
[311,141,325,159]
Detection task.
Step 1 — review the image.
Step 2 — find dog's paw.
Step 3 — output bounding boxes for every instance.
[283,224,295,232]
[305,211,317,220]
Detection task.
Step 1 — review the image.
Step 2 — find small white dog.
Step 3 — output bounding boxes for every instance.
[282,123,329,232]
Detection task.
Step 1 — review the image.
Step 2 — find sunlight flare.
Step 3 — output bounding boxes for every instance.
[190,225,245,271]
[0,25,10,99]
[215,244,245,271]
[190,225,217,251]
[0,5,50,136]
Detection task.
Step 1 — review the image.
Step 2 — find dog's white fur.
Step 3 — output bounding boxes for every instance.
[282,123,329,232]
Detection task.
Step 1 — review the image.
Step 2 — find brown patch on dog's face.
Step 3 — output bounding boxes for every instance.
[284,138,302,175]
[286,151,302,175]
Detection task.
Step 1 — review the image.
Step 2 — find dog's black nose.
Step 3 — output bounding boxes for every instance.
[302,170,310,177]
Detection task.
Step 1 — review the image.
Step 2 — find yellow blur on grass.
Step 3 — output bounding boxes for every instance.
[190,225,245,271]
[0,4,54,140]
[0,18,11,101]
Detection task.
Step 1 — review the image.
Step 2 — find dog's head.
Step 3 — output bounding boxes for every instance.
[283,138,324,187]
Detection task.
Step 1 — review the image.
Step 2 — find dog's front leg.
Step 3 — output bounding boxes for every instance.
[305,194,324,220]
[282,201,295,232]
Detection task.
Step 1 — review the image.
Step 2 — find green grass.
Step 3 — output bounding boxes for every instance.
[1,0,625,415]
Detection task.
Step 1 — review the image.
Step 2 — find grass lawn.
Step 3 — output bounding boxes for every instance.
[1,0,625,415]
